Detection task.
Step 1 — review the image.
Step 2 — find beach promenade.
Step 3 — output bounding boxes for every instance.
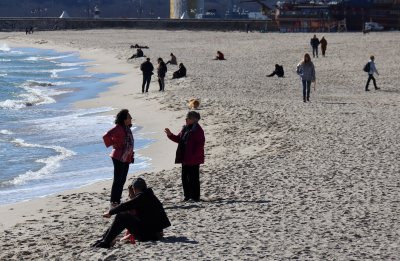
[0,30,399,260]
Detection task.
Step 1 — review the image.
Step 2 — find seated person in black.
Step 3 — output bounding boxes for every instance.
[93,178,171,248]
[267,64,284,78]
[172,63,186,79]
[128,48,145,60]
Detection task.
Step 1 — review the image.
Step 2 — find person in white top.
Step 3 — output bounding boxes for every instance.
[365,55,380,91]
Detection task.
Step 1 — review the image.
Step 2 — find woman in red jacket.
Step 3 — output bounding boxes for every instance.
[103,109,134,208]
[165,111,205,202]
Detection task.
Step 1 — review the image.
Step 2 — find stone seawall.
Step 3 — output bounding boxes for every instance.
[0,18,278,32]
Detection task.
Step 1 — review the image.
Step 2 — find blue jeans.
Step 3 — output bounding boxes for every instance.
[302,80,311,101]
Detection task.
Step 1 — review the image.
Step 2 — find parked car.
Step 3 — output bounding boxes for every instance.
[365,22,384,31]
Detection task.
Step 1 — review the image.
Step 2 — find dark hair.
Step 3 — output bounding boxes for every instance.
[157,57,163,63]
[146,58,150,61]
[170,53,173,56]
[115,109,130,125]
[187,111,201,121]
[131,177,147,191]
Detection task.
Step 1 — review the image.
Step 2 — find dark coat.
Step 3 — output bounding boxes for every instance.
[157,61,167,78]
[140,60,154,76]
[320,38,327,49]
[168,123,205,166]
[109,188,171,239]
[173,65,186,79]
[310,38,320,48]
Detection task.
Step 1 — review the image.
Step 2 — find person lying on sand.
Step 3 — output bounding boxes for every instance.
[266,64,284,78]
[213,51,225,60]
[92,178,171,249]
[128,48,145,60]
[130,44,149,49]
[172,63,186,79]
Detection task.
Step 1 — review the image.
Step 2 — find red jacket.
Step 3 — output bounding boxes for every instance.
[168,123,205,166]
[103,125,134,163]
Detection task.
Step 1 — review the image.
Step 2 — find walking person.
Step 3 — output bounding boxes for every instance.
[103,109,134,208]
[92,178,171,249]
[320,36,328,57]
[310,35,320,58]
[297,53,316,102]
[165,111,205,202]
[157,58,167,91]
[140,58,154,93]
[365,55,380,91]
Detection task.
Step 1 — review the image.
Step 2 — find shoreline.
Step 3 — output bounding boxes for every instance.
[0,35,181,230]
[0,30,399,260]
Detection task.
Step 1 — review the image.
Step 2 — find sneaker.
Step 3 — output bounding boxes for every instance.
[375,87,380,90]
[365,89,370,91]
[93,241,111,249]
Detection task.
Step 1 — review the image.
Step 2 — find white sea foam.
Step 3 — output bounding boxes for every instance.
[25,80,71,87]
[50,68,79,78]
[7,138,76,185]
[0,129,14,135]
[58,62,86,67]
[0,59,11,62]
[24,56,40,61]
[45,54,75,60]
[0,73,7,77]
[0,85,71,109]
[0,43,10,52]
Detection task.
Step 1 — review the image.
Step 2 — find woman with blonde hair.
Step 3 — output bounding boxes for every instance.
[297,53,316,102]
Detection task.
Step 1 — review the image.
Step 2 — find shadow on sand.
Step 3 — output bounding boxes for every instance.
[162,236,199,244]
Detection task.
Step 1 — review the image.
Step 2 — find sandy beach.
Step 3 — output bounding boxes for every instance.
[0,30,399,260]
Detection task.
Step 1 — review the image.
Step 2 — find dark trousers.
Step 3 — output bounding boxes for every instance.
[365,74,377,90]
[158,77,165,91]
[102,213,146,244]
[312,47,318,57]
[111,158,129,204]
[302,80,311,101]
[142,75,151,93]
[321,47,326,56]
[267,71,284,78]
[181,165,200,201]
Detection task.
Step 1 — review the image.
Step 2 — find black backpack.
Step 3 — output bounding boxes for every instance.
[363,62,370,72]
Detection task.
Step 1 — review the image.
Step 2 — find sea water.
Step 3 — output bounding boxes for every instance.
[0,44,152,205]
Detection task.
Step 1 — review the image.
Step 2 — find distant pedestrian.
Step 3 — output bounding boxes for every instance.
[297,53,316,102]
[320,36,327,57]
[267,64,284,78]
[103,109,134,209]
[29,26,34,34]
[364,55,380,91]
[157,58,167,91]
[166,53,177,65]
[310,35,320,58]
[165,111,205,202]
[25,27,29,35]
[140,58,154,93]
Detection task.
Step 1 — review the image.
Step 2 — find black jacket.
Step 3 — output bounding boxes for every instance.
[109,188,171,235]
[140,61,154,76]
[310,38,320,48]
[157,62,167,78]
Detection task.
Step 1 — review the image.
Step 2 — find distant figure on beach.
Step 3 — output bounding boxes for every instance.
[128,48,145,60]
[267,64,284,78]
[157,58,167,91]
[320,36,327,57]
[130,44,149,49]
[103,109,134,209]
[214,51,225,60]
[92,178,171,248]
[165,111,205,202]
[29,26,34,34]
[25,27,29,35]
[364,55,380,91]
[140,58,154,93]
[310,35,320,58]
[172,63,186,79]
[297,53,316,102]
[166,53,177,65]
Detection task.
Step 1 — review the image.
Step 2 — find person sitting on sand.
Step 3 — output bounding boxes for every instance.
[93,178,171,249]
[166,53,177,65]
[172,63,186,79]
[267,64,284,78]
[130,44,149,49]
[214,51,225,60]
[128,48,145,60]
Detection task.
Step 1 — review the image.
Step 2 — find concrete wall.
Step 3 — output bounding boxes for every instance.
[0,18,278,32]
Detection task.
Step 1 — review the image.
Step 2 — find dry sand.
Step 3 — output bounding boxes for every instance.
[0,30,399,260]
